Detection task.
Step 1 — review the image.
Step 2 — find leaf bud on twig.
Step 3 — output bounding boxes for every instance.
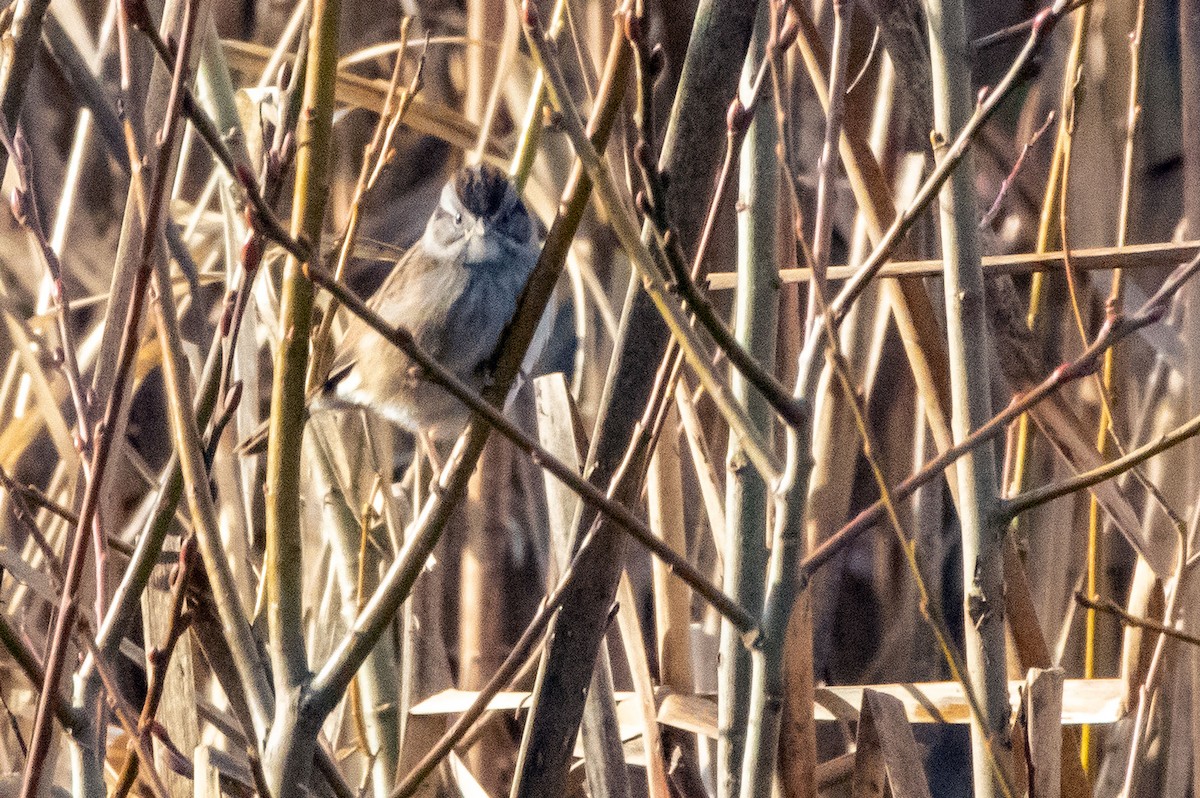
[727,98,750,135]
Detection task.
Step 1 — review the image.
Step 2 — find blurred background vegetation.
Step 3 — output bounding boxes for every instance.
[2,0,1200,796]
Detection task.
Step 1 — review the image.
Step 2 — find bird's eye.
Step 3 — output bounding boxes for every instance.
[454,212,463,226]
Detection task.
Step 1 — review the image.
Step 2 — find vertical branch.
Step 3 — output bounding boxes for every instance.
[925,1,1010,796]
[19,1,208,794]
[1077,0,1144,770]
[511,0,760,794]
[738,421,810,798]
[719,2,778,795]
[1006,6,1086,519]
[262,0,339,790]
[0,0,53,178]
[805,0,851,331]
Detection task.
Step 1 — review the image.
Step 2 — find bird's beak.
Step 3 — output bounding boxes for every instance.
[465,224,501,264]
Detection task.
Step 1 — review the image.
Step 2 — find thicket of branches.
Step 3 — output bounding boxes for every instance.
[1,0,1199,796]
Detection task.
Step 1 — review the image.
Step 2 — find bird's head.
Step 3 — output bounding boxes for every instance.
[423,163,537,269]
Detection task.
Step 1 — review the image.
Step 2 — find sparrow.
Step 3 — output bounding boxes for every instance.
[314,163,541,441]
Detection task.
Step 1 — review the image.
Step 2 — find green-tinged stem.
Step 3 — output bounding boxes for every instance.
[523,7,784,481]
[926,0,1010,794]
[262,0,339,790]
[510,74,545,191]
[302,23,634,721]
[719,3,777,796]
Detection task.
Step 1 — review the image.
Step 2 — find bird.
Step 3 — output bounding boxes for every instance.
[314,162,541,442]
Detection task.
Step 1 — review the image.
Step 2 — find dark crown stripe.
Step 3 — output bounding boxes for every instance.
[454,164,510,219]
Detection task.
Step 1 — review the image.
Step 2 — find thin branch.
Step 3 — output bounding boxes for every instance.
[980,110,1055,229]
[1003,408,1200,517]
[971,0,1088,52]
[19,0,206,791]
[1074,592,1200,648]
[800,249,1200,581]
[303,263,757,636]
[7,130,90,451]
[520,0,783,482]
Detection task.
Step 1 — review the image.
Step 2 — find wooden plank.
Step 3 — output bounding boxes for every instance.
[1025,668,1064,798]
[851,690,932,798]
[706,239,1200,290]
[415,677,1124,734]
[654,679,1123,734]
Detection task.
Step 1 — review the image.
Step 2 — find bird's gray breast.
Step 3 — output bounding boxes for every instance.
[440,262,531,382]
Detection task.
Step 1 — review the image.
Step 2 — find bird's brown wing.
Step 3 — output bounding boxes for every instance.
[324,244,426,388]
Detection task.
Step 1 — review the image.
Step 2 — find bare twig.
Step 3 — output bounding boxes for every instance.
[19,1,207,792]
[1074,592,1200,648]
[303,263,756,634]
[522,0,783,481]
[801,250,1200,581]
